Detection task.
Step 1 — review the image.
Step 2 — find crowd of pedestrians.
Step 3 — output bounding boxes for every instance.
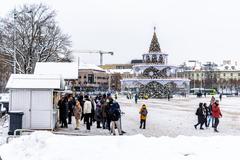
[194,96,222,132]
[57,93,124,135]
[57,92,225,135]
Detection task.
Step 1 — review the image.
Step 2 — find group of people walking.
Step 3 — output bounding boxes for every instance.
[57,93,124,135]
[58,92,225,135]
[194,96,222,132]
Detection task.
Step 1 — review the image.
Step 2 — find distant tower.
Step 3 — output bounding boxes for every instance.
[142,27,168,65]
[149,27,161,53]
[121,27,190,98]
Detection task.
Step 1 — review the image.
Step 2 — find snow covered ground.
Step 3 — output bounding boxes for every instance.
[1,131,240,160]
[50,95,240,137]
[0,95,240,160]
[119,95,240,137]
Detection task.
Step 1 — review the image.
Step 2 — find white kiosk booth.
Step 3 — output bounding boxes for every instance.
[6,74,63,130]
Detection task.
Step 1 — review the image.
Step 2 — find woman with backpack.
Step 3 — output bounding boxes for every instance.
[108,98,122,135]
[139,104,148,129]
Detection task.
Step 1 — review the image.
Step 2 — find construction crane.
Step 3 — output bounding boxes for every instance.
[72,50,114,66]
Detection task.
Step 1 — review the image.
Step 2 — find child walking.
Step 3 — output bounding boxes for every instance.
[139,104,148,129]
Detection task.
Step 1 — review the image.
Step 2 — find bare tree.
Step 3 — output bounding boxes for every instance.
[0,4,72,74]
[0,55,11,92]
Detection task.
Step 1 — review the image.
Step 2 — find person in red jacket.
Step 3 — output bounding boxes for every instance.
[211,100,222,132]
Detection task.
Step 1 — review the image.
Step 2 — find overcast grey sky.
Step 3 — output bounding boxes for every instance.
[1,0,240,65]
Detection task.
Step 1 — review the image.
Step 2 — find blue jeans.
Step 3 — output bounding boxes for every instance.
[207,115,215,127]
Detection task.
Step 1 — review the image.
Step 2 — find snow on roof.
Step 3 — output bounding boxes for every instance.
[184,61,202,70]
[106,69,134,74]
[79,63,105,72]
[34,62,78,80]
[217,64,240,71]
[6,74,61,89]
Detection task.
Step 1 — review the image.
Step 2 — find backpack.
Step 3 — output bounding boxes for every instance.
[108,102,120,121]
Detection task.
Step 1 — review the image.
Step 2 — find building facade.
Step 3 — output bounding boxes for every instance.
[74,63,109,92]
[177,60,240,94]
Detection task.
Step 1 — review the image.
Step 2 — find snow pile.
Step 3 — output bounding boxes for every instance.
[0,116,9,145]
[0,131,240,160]
[0,126,5,145]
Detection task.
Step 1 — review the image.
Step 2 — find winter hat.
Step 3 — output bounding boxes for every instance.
[84,95,89,99]
[142,104,146,108]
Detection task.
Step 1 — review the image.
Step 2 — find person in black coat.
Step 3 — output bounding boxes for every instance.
[203,103,210,127]
[78,94,85,122]
[57,95,65,127]
[67,94,75,124]
[90,96,95,126]
[62,96,69,128]
[194,103,205,130]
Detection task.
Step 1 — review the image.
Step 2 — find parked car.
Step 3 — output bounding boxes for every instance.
[0,103,6,118]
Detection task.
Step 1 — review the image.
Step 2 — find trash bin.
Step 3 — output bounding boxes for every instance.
[8,111,24,135]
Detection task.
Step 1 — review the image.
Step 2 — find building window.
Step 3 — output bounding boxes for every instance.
[223,73,226,77]
[238,73,240,76]
[231,73,233,77]
[88,74,94,83]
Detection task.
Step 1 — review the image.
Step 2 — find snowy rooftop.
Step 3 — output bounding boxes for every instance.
[183,61,202,71]
[6,74,61,89]
[34,62,78,80]
[217,64,240,71]
[106,69,134,74]
[79,63,105,72]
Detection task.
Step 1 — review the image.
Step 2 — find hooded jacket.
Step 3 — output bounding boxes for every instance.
[212,103,222,118]
[139,105,148,120]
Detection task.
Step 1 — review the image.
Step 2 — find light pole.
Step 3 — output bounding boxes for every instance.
[13,9,17,74]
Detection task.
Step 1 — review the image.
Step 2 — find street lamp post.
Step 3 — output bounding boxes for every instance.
[13,9,17,74]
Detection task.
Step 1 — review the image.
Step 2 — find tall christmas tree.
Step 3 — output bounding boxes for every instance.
[149,27,161,53]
